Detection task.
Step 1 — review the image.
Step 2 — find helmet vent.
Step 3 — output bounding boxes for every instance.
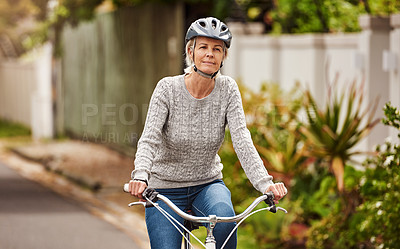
[199,21,206,28]
[221,26,227,31]
[211,19,217,29]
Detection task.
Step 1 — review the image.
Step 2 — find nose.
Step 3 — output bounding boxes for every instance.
[206,48,214,57]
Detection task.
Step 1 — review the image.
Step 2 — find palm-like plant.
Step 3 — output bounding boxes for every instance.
[300,79,380,191]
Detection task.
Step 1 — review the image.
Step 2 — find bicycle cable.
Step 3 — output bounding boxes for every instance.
[146,197,207,248]
[220,207,272,249]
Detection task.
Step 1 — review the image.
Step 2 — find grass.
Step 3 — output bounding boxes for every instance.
[0,119,31,137]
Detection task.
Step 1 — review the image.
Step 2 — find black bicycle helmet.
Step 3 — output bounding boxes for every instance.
[185,17,232,48]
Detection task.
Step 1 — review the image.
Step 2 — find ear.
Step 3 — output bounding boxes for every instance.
[188,46,194,60]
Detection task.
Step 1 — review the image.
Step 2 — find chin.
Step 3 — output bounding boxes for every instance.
[199,66,218,74]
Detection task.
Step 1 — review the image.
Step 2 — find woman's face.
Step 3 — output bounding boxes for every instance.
[190,36,224,75]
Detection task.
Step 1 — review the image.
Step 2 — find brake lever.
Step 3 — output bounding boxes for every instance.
[142,188,159,208]
[264,191,277,213]
[277,207,288,213]
[128,201,147,207]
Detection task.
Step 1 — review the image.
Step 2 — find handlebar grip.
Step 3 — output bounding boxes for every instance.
[123,184,158,207]
[123,183,130,192]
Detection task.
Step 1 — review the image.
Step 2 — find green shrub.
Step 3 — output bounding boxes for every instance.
[221,82,396,249]
[220,81,308,248]
[306,165,365,249]
[356,103,400,249]
[240,82,308,180]
[306,102,400,249]
[0,119,31,137]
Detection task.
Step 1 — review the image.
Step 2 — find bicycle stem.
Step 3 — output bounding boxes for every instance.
[205,215,217,248]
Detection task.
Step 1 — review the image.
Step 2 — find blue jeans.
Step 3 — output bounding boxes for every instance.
[145,180,237,249]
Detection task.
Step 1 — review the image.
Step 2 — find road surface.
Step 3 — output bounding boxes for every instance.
[0,161,141,249]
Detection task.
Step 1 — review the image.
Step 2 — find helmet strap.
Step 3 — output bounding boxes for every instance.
[193,65,218,79]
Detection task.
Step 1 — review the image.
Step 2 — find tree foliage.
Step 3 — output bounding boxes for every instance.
[237,0,400,33]
[0,0,49,57]
[0,0,39,33]
[270,0,364,33]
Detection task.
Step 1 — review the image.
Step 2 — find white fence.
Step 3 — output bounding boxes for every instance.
[389,14,400,139]
[0,59,36,126]
[0,43,53,139]
[223,14,400,151]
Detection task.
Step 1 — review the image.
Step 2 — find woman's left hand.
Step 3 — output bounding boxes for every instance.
[265,182,287,204]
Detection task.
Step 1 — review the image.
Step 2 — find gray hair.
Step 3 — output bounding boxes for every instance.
[184,37,229,75]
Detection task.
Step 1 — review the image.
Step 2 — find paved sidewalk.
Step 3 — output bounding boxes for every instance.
[0,138,150,249]
[10,140,133,190]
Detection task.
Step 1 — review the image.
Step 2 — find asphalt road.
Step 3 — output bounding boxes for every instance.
[0,161,141,249]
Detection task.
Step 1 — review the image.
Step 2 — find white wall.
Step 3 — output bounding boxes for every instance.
[0,43,53,139]
[388,14,400,141]
[224,30,361,105]
[31,43,54,140]
[224,15,394,152]
[0,59,37,127]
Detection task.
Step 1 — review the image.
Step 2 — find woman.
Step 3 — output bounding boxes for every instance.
[128,17,287,249]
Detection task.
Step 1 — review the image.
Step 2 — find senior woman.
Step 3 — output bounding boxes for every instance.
[128,17,287,249]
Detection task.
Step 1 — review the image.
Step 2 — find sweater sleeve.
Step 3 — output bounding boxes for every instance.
[131,79,170,182]
[225,78,274,193]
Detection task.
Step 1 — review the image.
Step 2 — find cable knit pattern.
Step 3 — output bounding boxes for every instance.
[132,74,273,193]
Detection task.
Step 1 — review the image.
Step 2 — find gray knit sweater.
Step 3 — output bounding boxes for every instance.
[132,74,273,193]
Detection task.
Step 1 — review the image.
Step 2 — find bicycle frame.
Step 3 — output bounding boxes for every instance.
[124,185,287,249]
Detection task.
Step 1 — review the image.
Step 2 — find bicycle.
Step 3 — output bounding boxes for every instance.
[123,184,287,249]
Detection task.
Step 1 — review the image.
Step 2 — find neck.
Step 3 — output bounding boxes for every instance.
[193,65,219,79]
[185,71,215,99]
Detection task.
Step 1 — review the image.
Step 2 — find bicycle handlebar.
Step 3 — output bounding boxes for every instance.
[123,183,287,224]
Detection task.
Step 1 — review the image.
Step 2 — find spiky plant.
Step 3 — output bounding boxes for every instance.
[300,79,380,191]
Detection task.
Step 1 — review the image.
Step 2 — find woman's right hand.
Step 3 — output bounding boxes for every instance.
[128,180,147,200]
